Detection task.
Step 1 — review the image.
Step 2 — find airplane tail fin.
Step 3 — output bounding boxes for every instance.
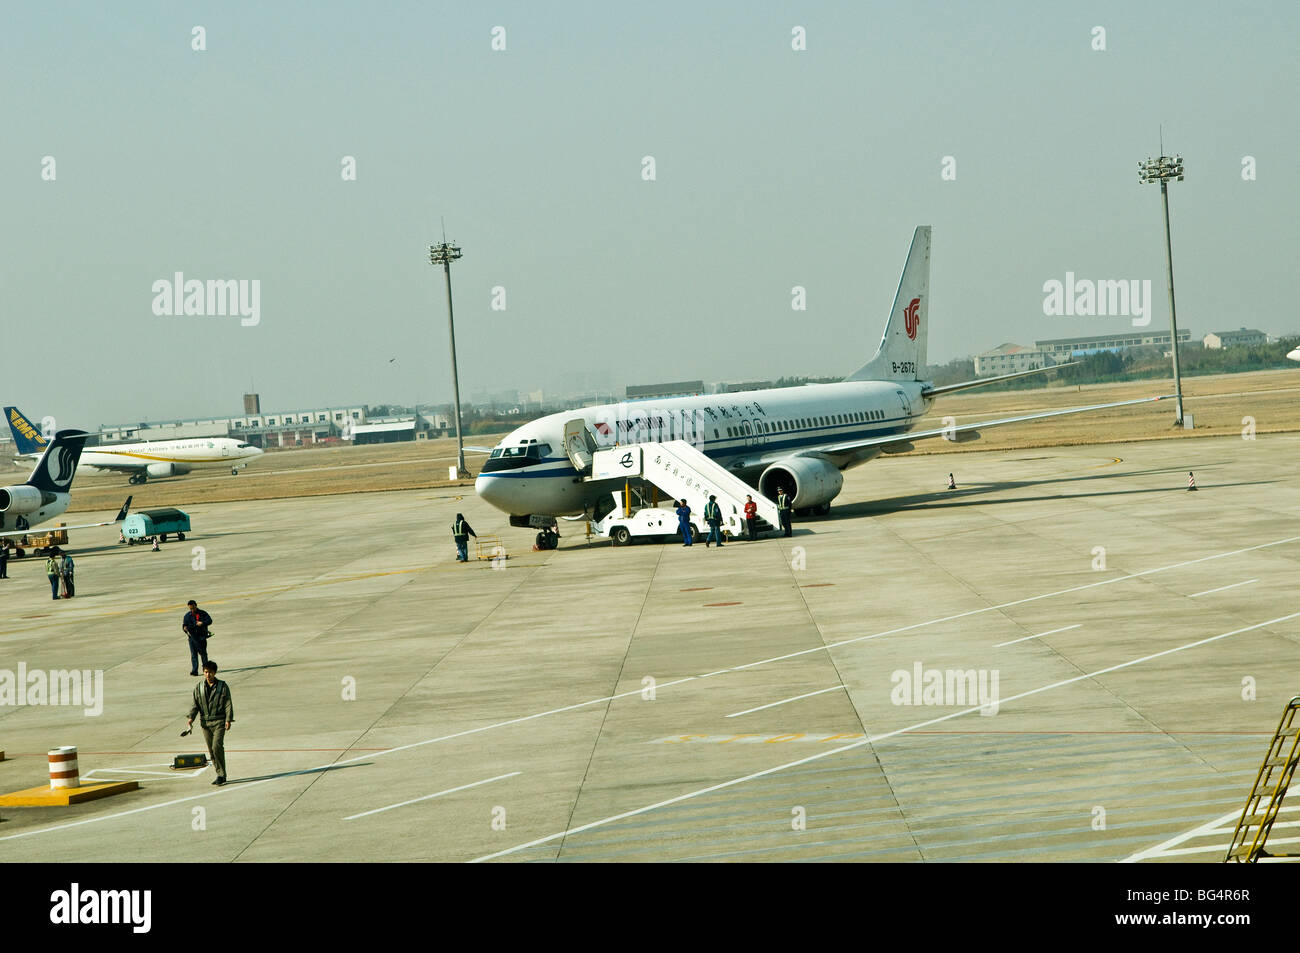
[5,406,49,456]
[845,225,931,382]
[26,430,90,494]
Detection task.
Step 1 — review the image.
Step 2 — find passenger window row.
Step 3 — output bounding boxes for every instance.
[720,409,886,438]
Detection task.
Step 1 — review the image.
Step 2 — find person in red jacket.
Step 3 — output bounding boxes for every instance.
[744,494,758,540]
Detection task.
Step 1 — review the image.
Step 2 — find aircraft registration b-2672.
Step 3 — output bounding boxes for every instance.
[474,226,1167,528]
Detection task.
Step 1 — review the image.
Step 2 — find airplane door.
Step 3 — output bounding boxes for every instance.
[741,419,754,447]
[221,443,231,456]
[562,418,597,471]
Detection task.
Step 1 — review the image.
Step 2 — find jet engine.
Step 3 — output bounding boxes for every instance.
[759,457,844,510]
[0,485,54,514]
[146,462,191,478]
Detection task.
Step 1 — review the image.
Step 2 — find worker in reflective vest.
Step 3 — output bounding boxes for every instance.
[452,514,477,562]
[777,490,793,538]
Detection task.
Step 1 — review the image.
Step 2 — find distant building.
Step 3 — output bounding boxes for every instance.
[723,381,774,393]
[1203,328,1267,349]
[350,412,446,445]
[626,381,705,400]
[974,343,1056,377]
[99,405,368,446]
[1035,329,1192,360]
[243,393,261,414]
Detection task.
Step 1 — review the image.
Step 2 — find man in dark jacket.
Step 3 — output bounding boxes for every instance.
[703,495,724,547]
[182,599,213,676]
[187,660,234,785]
[452,513,476,562]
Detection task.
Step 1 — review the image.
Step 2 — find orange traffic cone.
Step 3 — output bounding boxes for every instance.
[1187,471,1198,491]
[947,473,957,490]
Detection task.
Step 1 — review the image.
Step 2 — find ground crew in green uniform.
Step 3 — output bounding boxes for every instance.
[187,660,234,786]
[452,513,476,562]
[777,489,793,538]
[45,553,61,600]
[704,495,725,547]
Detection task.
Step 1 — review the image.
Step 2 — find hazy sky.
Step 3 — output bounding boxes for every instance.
[3,2,1297,426]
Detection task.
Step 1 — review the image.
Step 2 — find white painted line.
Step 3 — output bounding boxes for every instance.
[995,624,1082,648]
[344,772,520,821]
[1122,803,1300,863]
[726,685,847,718]
[725,535,1300,674]
[1190,579,1259,598]
[82,767,206,779]
[470,609,1300,863]
[1142,835,1300,859]
[699,671,729,678]
[8,535,1300,846]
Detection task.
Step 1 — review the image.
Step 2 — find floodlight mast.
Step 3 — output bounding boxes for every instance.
[1138,153,1186,427]
[430,240,469,477]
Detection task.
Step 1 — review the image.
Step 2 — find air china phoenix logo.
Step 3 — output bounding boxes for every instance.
[903,297,921,341]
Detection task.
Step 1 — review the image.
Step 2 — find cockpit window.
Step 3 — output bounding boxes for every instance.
[529,443,551,458]
[489,448,504,458]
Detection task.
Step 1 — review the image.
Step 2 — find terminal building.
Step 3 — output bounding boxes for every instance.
[98,406,369,445]
[1034,329,1193,360]
[1203,328,1267,349]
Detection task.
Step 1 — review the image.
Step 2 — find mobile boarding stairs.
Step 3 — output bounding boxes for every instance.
[560,420,780,544]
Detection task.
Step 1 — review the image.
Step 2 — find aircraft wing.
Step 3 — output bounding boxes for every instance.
[464,446,495,453]
[750,395,1168,466]
[77,461,147,474]
[0,496,132,539]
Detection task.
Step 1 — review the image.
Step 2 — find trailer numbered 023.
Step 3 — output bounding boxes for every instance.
[121,508,191,544]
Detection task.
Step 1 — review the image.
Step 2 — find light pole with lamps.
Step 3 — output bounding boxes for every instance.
[430,240,469,477]
[1138,152,1187,427]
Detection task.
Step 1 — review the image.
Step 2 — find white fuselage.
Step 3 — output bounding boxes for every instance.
[476,380,932,517]
[77,438,263,475]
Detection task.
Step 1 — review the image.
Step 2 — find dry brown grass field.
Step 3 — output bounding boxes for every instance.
[5,367,1295,516]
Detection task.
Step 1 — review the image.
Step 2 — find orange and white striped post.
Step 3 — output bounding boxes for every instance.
[48,746,80,789]
[1188,471,1198,491]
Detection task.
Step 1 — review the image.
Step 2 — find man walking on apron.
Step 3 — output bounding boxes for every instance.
[187,660,234,786]
[452,513,476,562]
[777,490,794,538]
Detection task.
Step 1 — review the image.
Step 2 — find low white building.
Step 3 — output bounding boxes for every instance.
[1203,328,1267,349]
[974,343,1056,377]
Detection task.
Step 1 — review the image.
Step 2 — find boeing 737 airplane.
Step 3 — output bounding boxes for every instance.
[6,407,263,484]
[475,226,1165,527]
[0,430,131,540]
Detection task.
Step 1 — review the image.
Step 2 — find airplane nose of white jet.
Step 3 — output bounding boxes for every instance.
[475,473,514,514]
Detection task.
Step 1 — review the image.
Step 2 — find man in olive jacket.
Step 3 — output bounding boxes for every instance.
[187,660,234,785]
